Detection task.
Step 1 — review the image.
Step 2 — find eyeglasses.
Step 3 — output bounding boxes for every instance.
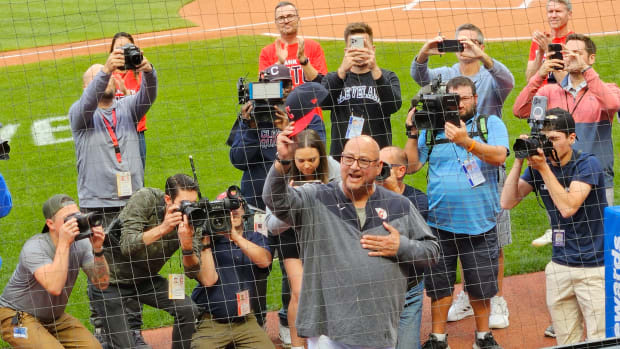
[276,14,298,23]
[341,154,379,169]
[459,95,475,103]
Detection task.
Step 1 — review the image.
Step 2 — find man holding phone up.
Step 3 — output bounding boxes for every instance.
[513,34,620,207]
[322,22,402,160]
[411,23,514,118]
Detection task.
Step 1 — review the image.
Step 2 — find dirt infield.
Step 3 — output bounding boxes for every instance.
[1,0,619,67]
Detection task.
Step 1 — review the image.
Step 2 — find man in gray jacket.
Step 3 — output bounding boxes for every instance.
[264,133,439,348]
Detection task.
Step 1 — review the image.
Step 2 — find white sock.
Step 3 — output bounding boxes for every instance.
[432,333,447,341]
[477,331,490,340]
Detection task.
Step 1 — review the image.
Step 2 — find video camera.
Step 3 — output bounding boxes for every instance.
[64,212,103,241]
[237,77,284,124]
[121,43,143,70]
[512,96,557,161]
[411,75,460,130]
[176,185,245,235]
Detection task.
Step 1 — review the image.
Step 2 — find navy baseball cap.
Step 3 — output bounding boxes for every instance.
[285,82,328,138]
[261,64,292,82]
[543,107,576,136]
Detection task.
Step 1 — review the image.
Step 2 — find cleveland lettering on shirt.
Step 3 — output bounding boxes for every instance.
[337,85,380,104]
[259,129,278,150]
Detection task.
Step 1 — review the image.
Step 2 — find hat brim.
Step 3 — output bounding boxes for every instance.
[290,110,319,138]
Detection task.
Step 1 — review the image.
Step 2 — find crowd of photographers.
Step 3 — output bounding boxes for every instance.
[0,0,618,348]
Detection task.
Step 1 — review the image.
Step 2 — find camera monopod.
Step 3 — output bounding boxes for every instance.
[188,155,203,200]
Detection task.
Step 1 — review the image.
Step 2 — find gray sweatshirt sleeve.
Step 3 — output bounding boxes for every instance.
[265,206,292,235]
[263,165,316,227]
[69,70,112,131]
[410,56,432,87]
[396,202,439,268]
[487,59,515,103]
[128,69,158,124]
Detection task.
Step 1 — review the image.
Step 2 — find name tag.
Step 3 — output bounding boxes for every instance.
[116,171,132,197]
[237,290,251,316]
[553,229,565,247]
[345,115,364,139]
[254,213,267,237]
[462,159,486,187]
[168,274,185,300]
[13,327,27,339]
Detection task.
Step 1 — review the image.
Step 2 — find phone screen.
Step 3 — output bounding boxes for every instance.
[437,40,464,53]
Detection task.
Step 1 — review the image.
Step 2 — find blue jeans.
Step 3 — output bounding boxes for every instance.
[397,281,424,349]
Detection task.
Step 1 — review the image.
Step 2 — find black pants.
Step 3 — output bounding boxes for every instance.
[88,276,198,349]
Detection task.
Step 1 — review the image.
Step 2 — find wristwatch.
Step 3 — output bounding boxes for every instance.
[276,152,292,166]
[405,124,418,139]
[93,249,105,257]
[299,57,309,66]
[181,249,194,256]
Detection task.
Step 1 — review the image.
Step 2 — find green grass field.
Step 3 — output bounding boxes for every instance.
[0,0,194,51]
[0,33,619,337]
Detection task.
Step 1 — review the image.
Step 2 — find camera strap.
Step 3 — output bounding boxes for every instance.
[103,109,122,163]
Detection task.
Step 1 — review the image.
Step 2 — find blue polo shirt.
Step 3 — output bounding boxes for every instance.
[191,231,271,320]
[418,114,509,235]
[521,151,606,267]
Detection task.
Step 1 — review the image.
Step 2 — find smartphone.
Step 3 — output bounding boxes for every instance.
[292,180,321,187]
[530,95,548,121]
[437,40,464,53]
[547,43,564,70]
[349,36,365,48]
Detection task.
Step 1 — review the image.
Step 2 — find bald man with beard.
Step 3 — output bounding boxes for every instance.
[264,134,438,349]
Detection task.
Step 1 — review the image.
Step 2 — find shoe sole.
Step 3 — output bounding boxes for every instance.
[447,311,474,322]
[489,321,509,329]
[531,240,551,247]
[544,332,556,338]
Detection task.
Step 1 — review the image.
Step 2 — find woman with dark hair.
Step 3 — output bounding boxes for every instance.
[266,128,338,349]
[110,32,148,170]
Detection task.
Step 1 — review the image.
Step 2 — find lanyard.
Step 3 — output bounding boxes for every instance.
[102,109,122,163]
[564,86,589,115]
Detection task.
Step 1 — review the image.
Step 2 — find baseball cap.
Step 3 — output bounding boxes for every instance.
[41,194,76,233]
[285,82,328,138]
[261,64,292,82]
[543,107,576,135]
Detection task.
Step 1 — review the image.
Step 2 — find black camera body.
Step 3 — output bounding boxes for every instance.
[513,134,555,159]
[64,212,103,241]
[411,76,460,130]
[512,96,557,161]
[122,43,143,70]
[176,186,244,235]
[237,77,284,125]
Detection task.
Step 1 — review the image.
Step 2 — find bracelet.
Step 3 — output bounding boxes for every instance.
[407,131,418,139]
[299,57,309,66]
[93,249,105,257]
[201,242,212,251]
[467,140,476,152]
[181,249,194,256]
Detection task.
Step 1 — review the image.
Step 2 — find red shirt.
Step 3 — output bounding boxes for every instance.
[528,31,573,61]
[259,39,328,88]
[113,70,147,132]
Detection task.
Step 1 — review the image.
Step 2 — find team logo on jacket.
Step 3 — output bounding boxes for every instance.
[375,207,387,220]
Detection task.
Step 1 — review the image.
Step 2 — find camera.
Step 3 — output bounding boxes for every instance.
[237,77,284,124]
[411,75,460,130]
[512,96,557,161]
[121,43,143,70]
[375,162,392,181]
[64,212,103,241]
[176,186,245,235]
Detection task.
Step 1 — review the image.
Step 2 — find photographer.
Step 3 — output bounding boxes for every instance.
[228,63,293,210]
[69,48,156,228]
[0,194,109,348]
[513,33,620,208]
[501,108,606,344]
[405,76,508,349]
[322,22,402,160]
[89,174,201,349]
[191,192,274,349]
[411,23,514,118]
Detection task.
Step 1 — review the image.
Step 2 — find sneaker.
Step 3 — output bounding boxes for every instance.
[532,229,552,247]
[544,324,556,338]
[422,334,451,349]
[473,332,502,349]
[489,296,509,329]
[447,291,474,322]
[279,323,292,347]
[132,330,153,349]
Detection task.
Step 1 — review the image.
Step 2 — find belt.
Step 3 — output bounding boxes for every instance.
[201,312,249,324]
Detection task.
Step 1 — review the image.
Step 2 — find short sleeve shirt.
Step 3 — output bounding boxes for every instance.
[521,151,606,267]
[418,114,509,235]
[259,39,328,88]
[0,234,93,322]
